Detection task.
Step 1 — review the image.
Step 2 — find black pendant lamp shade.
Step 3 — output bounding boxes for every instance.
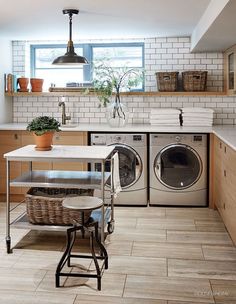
[52,9,88,65]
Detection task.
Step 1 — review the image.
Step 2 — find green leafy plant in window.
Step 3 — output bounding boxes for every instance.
[91,60,144,123]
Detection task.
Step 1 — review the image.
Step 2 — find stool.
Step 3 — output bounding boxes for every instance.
[55,196,108,290]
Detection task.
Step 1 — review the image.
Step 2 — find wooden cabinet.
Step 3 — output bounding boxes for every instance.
[224,44,236,95]
[0,130,88,200]
[213,135,236,244]
[0,131,22,199]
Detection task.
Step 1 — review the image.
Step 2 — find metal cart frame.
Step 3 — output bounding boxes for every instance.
[4,144,116,253]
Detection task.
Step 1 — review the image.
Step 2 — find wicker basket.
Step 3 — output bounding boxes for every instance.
[25,187,94,225]
[155,72,179,92]
[182,71,207,91]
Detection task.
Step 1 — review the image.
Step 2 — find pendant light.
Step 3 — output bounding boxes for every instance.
[52,9,88,65]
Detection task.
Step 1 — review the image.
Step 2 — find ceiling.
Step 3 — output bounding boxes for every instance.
[0,0,211,40]
[0,0,235,52]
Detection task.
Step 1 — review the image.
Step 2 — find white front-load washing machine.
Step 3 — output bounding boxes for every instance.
[90,133,148,206]
[149,133,208,206]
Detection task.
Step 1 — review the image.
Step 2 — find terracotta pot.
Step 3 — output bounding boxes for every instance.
[18,77,29,92]
[33,131,54,151]
[30,78,44,92]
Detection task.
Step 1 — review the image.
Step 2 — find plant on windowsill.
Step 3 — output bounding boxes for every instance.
[90,60,143,127]
[26,116,61,151]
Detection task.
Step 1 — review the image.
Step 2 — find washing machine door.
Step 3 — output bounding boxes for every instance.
[154,144,202,190]
[108,144,143,189]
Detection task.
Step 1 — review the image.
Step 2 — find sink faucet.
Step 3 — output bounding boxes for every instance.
[58,101,71,125]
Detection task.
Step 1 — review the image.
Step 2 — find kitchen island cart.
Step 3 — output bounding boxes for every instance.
[4,144,115,253]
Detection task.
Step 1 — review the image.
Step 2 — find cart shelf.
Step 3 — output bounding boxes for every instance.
[10,170,111,189]
[11,208,112,232]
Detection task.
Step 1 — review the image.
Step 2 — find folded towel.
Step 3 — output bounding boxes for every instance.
[111,152,122,198]
[150,121,180,125]
[150,114,180,119]
[150,119,180,123]
[151,108,181,115]
[182,107,214,114]
[183,122,213,126]
[182,113,214,118]
[182,117,213,122]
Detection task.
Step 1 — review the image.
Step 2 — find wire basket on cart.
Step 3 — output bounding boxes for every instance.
[25,187,94,225]
[155,72,179,91]
[182,71,208,91]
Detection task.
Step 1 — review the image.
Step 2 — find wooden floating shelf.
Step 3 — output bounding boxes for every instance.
[5,91,227,97]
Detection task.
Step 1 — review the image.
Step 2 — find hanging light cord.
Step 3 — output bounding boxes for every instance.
[69,12,73,42]
[66,11,75,54]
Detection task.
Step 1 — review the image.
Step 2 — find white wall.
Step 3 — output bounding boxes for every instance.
[0,39,12,123]
[191,0,229,51]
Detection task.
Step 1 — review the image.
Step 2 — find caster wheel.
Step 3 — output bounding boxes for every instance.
[107,220,114,234]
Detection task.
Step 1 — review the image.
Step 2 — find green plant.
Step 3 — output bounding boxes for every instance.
[26,116,61,136]
[92,60,144,107]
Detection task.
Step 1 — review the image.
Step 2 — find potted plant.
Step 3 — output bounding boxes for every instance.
[26,116,61,151]
[92,60,143,127]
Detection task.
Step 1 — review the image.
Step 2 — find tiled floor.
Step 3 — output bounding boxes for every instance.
[0,203,236,303]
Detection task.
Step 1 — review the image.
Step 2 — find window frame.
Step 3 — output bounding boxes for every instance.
[30,42,144,91]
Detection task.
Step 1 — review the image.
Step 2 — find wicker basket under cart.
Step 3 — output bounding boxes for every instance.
[155,72,179,91]
[25,187,94,225]
[182,71,208,91]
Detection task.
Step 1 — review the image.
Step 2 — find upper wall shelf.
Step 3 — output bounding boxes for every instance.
[5,91,226,97]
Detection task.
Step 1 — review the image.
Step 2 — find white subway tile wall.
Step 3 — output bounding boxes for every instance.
[12,95,236,125]
[12,37,236,125]
[144,37,223,92]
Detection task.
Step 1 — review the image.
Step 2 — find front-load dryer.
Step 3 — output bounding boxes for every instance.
[149,133,208,206]
[90,133,148,206]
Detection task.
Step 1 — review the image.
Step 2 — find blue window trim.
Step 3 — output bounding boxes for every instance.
[30,44,89,81]
[90,42,144,91]
[31,42,144,90]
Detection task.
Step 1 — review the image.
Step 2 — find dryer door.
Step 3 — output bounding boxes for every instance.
[154,144,202,190]
[109,144,143,189]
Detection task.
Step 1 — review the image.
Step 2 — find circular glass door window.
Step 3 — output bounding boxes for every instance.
[94,144,142,189]
[154,144,202,190]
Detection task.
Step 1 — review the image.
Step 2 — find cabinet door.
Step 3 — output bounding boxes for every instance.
[21,131,52,195]
[213,136,225,214]
[224,45,236,95]
[222,142,236,244]
[21,131,52,170]
[52,131,88,171]
[214,135,236,244]
[0,131,22,195]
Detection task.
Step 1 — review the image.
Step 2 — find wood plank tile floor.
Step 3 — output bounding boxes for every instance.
[0,203,236,303]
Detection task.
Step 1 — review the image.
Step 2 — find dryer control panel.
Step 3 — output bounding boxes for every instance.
[150,133,207,147]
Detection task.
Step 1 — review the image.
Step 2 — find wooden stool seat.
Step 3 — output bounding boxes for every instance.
[55,195,108,290]
[63,196,103,211]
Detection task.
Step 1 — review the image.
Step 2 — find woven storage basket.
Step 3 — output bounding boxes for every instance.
[182,71,207,91]
[155,72,179,91]
[26,187,94,225]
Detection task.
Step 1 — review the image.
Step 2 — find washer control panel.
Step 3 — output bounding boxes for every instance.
[90,133,147,147]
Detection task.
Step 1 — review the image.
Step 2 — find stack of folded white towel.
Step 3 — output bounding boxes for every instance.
[150,108,181,126]
[181,108,214,126]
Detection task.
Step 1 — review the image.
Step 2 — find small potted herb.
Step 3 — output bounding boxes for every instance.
[26,116,61,151]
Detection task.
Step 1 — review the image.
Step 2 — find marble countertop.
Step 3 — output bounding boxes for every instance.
[0,123,214,133]
[4,144,114,161]
[1,123,236,151]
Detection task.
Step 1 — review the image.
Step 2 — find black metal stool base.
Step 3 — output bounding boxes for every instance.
[55,220,108,290]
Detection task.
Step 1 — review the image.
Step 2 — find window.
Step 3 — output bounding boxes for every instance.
[31,42,144,91]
